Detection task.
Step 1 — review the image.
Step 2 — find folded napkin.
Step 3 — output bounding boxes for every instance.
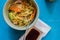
[19,19,51,40]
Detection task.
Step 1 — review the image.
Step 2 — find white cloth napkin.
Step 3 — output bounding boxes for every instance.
[19,19,51,40]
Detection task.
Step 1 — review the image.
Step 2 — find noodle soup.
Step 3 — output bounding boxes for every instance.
[3,0,39,30]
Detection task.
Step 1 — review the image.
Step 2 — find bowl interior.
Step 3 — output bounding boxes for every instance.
[3,0,39,30]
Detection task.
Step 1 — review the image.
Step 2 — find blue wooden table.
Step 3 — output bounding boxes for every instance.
[0,0,60,40]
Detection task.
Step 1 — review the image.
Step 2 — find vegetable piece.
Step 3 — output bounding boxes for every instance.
[8,12,14,20]
[9,4,21,12]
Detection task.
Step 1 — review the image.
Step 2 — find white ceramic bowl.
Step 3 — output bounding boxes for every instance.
[3,0,39,30]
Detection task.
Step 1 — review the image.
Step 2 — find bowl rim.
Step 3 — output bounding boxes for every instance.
[3,0,39,30]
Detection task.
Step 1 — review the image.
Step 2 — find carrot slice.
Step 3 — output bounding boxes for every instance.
[9,4,21,12]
